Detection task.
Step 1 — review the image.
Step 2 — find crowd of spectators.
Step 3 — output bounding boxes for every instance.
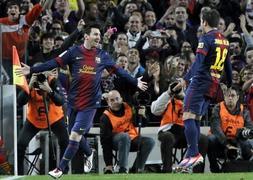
[1,0,253,175]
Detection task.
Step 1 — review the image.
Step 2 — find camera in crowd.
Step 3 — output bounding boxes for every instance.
[33,73,47,89]
[169,81,184,100]
[224,128,253,160]
[237,128,253,140]
[169,81,182,95]
[225,145,240,160]
[133,91,151,106]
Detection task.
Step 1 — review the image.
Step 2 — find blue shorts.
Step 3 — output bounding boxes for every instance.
[183,85,210,116]
[68,108,97,134]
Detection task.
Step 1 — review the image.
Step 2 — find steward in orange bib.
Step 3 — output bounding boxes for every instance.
[151,81,208,173]
[208,86,253,173]
[17,68,69,175]
[100,90,155,174]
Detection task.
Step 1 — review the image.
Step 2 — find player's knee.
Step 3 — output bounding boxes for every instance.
[183,112,200,120]
[69,131,82,142]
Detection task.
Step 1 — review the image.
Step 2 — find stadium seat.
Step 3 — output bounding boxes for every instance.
[172,147,187,164]
[24,147,42,175]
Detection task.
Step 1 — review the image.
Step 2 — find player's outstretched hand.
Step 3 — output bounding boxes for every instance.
[15,63,31,76]
[137,76,148,91]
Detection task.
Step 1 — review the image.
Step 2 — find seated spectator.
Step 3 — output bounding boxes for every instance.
[169,55,188,82]
[180,41,195,64]
[207,86,253,173]
[136,30,179,66]
[126,14,143,48]
[143,10,157,31]
[0,0,52,83]
[50,19,65,38]
[100,90,155,173]
[132,0,153,15]
[159,55,175,92]
[110,1,138,32]
[83,2,99,26]
[54,36,65,49]
[242,65,253,122]
[151,81,208,173]
[96,0,114,32]
[40,12,53,34]
[159,55,187,93]
[20,0,33,15]
[17,66,69,175]
[217,17,236,38]
[103,32,129,59]
[143,50,161,97]
[127,48,145,78]
[229,35,246,72]
[156,10,175,29]
[231,69,244,103]
[52,0,84,34]
[245,47,253,66]
[173,5,198,51]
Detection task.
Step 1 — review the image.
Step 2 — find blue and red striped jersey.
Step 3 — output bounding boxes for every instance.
[31,45,137,110]
[184,29,232,89]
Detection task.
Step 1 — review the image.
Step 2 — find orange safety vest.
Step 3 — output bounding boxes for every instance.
[104,103,138,140]
[219,101,244,139]
[160,99,184,127]
[27,89,63,129]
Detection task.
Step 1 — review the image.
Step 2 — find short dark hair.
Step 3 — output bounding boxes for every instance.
[227,85,240,96]
[6,0,20,10]
[245,46,253,53]
[229,36,243,47]
[116,32,128,40]
[201,9,220,28]
[40,32,55,44]
[52,19,63,29]
[84,23,101,35]
[55,36,64,42]
[145,48,160,60]
[243,64,253,72]
[117,53,127,59]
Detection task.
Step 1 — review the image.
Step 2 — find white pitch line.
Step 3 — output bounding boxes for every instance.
[1,176,24,180]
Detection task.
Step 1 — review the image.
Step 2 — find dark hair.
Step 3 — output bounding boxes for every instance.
[52,19,63,29]
[5,0,20,12]
[243,64,253,72]
[40,32,55,44]
[245,46,253,53]
[116,32,128,40]
[55,36,64,41]
[145,48,160,60]
[117,53,127,59]
[201,9,220,28]
[86,2,97,11]
[229,37,243,47]
[84,23,101,35]
[228,85,240,96]
[6,0,20,10]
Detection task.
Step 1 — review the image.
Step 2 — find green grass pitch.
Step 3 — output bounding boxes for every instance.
[1,173,253,180]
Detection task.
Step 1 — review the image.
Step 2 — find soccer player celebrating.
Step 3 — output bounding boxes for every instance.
[173,9,232,172]
[16,23,148,178]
